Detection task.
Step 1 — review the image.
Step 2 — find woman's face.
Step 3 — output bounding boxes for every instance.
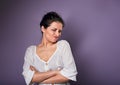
[42,21,63,43]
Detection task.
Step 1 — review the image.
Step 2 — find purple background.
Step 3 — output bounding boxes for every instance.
[1,0,120,85]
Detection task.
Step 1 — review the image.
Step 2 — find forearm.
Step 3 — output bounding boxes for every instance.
[41,73,69,84]
[31,70,57,83]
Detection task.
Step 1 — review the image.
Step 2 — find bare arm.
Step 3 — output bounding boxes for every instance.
[30,66,69,84]
[30,66,59,83]
[41,72,69,84]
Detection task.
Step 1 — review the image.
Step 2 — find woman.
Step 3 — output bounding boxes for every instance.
[22,11,77,85]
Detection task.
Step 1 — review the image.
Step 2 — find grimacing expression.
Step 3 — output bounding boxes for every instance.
[42,21,63,43]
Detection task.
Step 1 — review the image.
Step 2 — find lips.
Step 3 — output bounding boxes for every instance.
[53,36,59,40]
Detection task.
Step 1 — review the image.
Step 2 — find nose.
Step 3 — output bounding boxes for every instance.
[55,31,61,37]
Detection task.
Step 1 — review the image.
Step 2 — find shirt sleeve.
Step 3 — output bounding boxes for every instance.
[22,46,35,85]
[60,40,78,81]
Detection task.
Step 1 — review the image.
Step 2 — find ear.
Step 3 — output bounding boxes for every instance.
[41,26,46,33]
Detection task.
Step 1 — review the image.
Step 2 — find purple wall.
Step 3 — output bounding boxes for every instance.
[1,0,120,85]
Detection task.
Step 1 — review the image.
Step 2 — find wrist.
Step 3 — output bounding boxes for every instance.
[53,70,59,75]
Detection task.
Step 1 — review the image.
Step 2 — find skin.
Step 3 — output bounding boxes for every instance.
[31,21,69,84]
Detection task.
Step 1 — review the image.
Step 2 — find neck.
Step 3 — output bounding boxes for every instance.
[39,38,54,48]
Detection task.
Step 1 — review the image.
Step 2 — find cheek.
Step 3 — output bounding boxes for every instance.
[58,33,62,36]
[60,33,62,35]
[49,31,54,35]
[46,31,54,37]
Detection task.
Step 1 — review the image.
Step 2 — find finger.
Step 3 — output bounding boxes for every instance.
[30,66,35,71]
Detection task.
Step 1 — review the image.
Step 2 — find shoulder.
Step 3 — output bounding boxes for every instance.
[58,39,69,44]
[57,40,70,47]
[26,45,36,51]
[24,45,36,60]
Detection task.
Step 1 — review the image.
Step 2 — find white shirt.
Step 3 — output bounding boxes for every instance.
[22,40,77,85]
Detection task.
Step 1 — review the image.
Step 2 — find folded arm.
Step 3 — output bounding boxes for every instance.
[30,66,69,84]
[41,72,69,84]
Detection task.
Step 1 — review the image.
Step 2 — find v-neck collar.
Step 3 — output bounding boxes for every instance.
[35,42,59,64]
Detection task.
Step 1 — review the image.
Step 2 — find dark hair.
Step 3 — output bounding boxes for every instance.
[40,11,64,28]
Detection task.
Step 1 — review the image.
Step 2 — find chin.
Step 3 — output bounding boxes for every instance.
[50,38,59,43]
[52,39,58,43]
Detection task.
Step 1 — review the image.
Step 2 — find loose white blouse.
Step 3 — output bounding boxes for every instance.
[22,40,77,85]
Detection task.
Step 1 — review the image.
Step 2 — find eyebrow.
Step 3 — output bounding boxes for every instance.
[51,27,62,30]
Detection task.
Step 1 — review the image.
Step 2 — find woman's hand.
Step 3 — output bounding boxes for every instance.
[30,65,39,73]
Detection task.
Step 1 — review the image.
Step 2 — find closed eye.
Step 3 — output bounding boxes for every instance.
[52,29,57,31]
[51,28,62,33]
